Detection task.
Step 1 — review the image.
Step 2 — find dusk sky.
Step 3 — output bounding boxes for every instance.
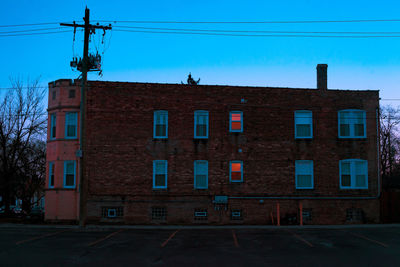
[1,0,400,103]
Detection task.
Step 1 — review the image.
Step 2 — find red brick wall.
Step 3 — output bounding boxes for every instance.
[82,81,380,225]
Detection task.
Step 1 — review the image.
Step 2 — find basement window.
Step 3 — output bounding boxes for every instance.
[101,207,124,218]
[230,161,243,182]
[302,209,312,222]
[295,160,314,189]
[231,209,243,220]
[346,208,364,222]
[229,111,243,132]
[153,160,167,189]
[295,110,313,138]
[154,110,168,138]
[194,209,208,220]
[194,110,209,138]
[152,207,167,220]
[338,110,366,138]
[339,159,368,189]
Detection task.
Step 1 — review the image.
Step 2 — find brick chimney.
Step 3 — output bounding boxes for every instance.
[316,64,328,90]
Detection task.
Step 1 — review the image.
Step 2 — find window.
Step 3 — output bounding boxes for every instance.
[152,207,167,220]
[229,111,243,132]
[194,160,208,189]
[339,159,368,189]
[346,208,364,222]
[65,112,78,139]
[50,113,56,139]
[295,110,313,138]
[338,110,366,138]
[63,161,76,188]
[101,207,124,218]
[52,90,56,100]
[230,161,243,182]
[295,160,314,189]
[153,160,167,189]
[194,209,208,220]
[231,209,243,220]
[154,110,168,138]
[68,89,76,98]
[194,110,209,138]
[49,162,55,188]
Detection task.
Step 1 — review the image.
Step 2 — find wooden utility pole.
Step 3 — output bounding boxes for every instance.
[60,7,111,226]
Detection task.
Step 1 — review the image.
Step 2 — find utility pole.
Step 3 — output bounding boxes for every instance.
[60,7,111,226]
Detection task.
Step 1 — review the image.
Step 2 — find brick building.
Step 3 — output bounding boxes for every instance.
[45,64,381,224]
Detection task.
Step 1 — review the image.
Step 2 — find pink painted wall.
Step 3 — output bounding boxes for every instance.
[45,79,81,221]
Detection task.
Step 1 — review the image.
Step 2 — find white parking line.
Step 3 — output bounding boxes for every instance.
[88,229,125,247]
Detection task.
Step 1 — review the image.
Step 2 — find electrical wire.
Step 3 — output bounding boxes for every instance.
[113,29,400,38]
[0,22,63,28]
[0,27,65,34]
[0,30,73,37]
[94,19,400,24]
[113,25,400,35]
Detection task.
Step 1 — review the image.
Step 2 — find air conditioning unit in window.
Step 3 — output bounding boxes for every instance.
[107,208,117,218]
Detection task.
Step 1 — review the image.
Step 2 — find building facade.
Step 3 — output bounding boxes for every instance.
[45,65,381,224]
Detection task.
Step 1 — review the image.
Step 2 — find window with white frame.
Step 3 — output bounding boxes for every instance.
[295,160,314,189]
[154,110,168,138]
[153,160,167,189]
[65,112,78,139]
[194,160,208,189]
[50,113,56,139]
[194,110,209,138]
[63,161,76,188]
[49,162,55,188]
[295,110,313,138]
[230,161,243,182]
[340,159,368,189]
[229,111,243,132]
[338,110,366,138]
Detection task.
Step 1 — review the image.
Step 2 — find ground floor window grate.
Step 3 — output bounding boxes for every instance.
[194,209,208,220]
[152,207,167,220]
[101,207,124,218]
[302,209,312,222]
[231,209,243,220]
[346,208,364,222]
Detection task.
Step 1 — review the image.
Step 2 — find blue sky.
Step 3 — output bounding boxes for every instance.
[1,0,400,103]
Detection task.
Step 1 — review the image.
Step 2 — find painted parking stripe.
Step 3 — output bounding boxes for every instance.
[15,229,70,245]
[161,230,179,248]
[348,232,389,248]
[284,229,314,247]
[232,229,240,248]
[88,229,125,247]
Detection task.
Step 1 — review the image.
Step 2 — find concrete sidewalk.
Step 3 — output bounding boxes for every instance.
[0,223,399,230]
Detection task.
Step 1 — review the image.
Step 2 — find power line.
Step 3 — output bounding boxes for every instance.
[0,22,64,28]
[113,29,400,38]
[0,30,74,37]
[95,19,400,24]
[114,25,400,35]
[0,27,63,34]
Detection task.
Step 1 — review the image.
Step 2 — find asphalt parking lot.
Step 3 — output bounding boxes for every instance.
[0,224,399,266]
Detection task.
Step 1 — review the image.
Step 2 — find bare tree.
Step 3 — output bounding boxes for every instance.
[0,78,46,215]
[380,106,400,182]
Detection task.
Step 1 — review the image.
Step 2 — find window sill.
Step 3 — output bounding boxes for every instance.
[338,137,367,139]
